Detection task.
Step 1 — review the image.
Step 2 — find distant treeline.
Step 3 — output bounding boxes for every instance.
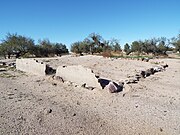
[71,33,180,56]
[1,32,180,59]
[0,33,69,59]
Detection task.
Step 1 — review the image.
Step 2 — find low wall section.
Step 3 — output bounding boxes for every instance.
[56,65,101,88]
[16,59,46,75]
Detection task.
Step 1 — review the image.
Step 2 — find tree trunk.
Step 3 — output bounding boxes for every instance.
[4,55,6,59]
[16,52,21,58]
[8,54,11,59]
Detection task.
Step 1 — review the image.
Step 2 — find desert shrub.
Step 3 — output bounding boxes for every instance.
[102,51,112,58]
[22,52,35,58]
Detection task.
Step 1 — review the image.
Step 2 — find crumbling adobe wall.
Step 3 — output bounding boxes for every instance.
[56,65,101,88]
[16,59,47,75]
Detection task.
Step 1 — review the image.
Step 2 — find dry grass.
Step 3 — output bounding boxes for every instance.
[0,72,16,78]
[101,51,112,57]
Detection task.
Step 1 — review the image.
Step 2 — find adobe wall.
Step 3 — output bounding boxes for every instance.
[16,59,46,75]
[56,65,101,88]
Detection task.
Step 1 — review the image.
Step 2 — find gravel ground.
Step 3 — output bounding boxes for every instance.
[0,56,180,135]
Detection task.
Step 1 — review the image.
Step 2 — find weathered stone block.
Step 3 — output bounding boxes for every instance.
[56,65,101,88]
[16,59,47,75]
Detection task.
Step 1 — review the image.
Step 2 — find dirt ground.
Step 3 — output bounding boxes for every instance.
[0,55,180,135]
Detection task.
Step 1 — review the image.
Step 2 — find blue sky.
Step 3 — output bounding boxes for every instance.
[0,0,180,48]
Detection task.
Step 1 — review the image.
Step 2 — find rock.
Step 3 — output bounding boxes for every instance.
[149,68,155,74]
[127,74,134,78]
[161,64,168,69]
[81,83,86,88]
[0,62,6,66]
[98,78,124,93]
[45,65,56,75]
[98,78,111,89]
[108,82,117,93]
[36,80,41,82]
[77,101,80,105]
[144,58,149,62]
[107,81,123,93]
[144,70,151,77]
[119,81,125,86]
[154,66,163,72]
[52,83,57,86]
[134,74,141,81]
[141,57,149,62]
[160,128,163,132]
[47,109,52,114]
[125,78,138,84]
[140,69,153,78]
[95,75,100,79]
[53,76,64,83]
[86,87,95,90]
[82,83,96,90]
[144,68,155,77]
[8,62,16,67]
[140,71,146,78]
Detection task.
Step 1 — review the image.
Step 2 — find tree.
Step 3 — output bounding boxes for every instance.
[149,38,158,55]
[88,33,104,54]
[53,43,68,56]
[110,39,122,52]
[71,41,91,54]
[157,37,169,55]
[80,40,90,53]
[1,33,35,58]
[71,34,123,55]
[71,42,82,54]
[124,43,131,55]
[89,33,103,46]
[0,33,69,58]
[15,35,35,58]
[172,34,180,52]
[38,39,53,57]
[0,43,7,58]
[142,38,158,55]
[36,39,68,57]
[0,42,12,59]
[131,41,142,55]
[1,33,17,58]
